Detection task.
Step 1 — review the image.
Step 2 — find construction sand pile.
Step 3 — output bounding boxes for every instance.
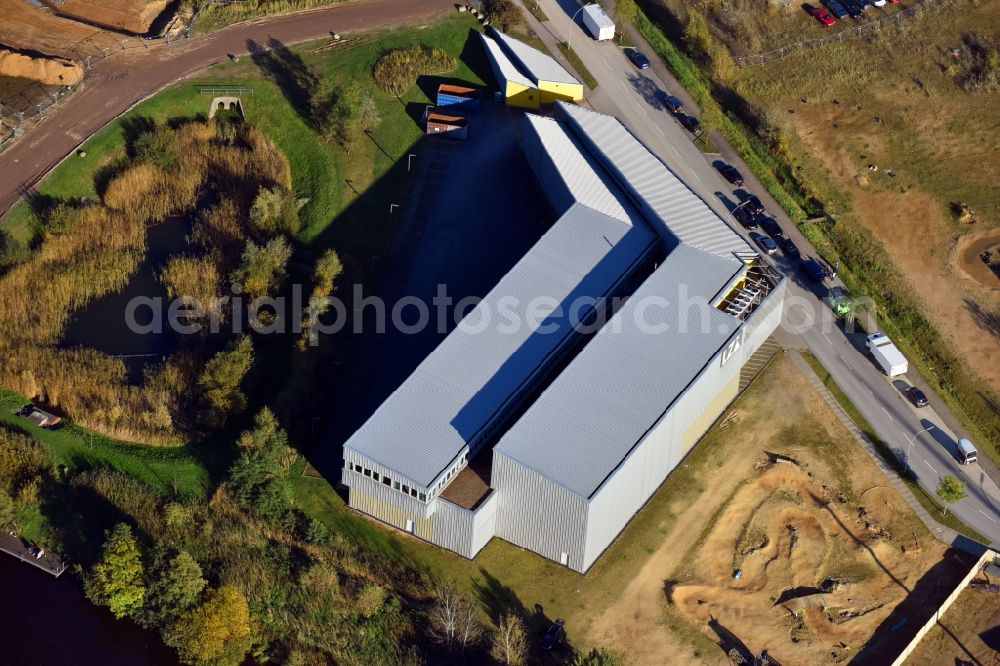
[0,48,82,86]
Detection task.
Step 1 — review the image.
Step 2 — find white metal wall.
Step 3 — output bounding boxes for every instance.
[431,492,499,559]
[491,451,589,571]
[581,283,784,569]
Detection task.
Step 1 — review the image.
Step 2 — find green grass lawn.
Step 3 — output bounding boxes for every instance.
[0,389,212,500]
[557,42,599,90]
[800,350,987,543]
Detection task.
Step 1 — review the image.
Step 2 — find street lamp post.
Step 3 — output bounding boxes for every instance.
[905,425,935,474]
[568,3,596,52]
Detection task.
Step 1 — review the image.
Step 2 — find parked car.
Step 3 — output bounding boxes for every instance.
[824,0,850,18]
[737,192,765,215]
[801,257,828,282]
[827,285,851,316]
[662,95,684,113]
[625,48,651,69]
[843,0,865,17]
[905,385,929,407]
[777,235,800,259]
[750,232,778,255]
[677,113,701,133]
[716,163,744,186]
[872,0,887,6]
[733,205,758,230]
[759,216,782,237]
[809,6,837,26]
[541,619,565,651]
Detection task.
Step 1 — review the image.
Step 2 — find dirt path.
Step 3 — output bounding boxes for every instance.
[0,0,456,219]
[590,355,945,664]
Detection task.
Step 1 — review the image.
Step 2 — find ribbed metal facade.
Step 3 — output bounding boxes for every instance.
[431,492,499,558]
[492,451,589,571]
[345,469,434,540]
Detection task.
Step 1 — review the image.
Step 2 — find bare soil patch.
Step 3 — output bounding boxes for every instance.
[55,0,172,35]
[590,354,949,664]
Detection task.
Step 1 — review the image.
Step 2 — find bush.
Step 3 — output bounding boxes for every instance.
[372,45,457,96]
[482,0,523,30]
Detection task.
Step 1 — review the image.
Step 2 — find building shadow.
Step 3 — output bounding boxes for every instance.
[849,548,976,664]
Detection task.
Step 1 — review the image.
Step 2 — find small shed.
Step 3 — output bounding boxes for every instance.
[436,84,481,110]
[23,406,61,428]
[426,112,469,140]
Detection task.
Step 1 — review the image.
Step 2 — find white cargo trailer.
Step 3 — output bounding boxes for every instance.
[866,332,908,377]
[581,5,615,41]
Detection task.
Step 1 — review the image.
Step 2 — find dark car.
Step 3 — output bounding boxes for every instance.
[824,0,850,18]
[777,235,800,259]
[759,216,782,237]
[737,193,765,216]
[625,48,651,69]
[716,163,744,187]
[541,619,565,651]
[733,205,758,230]
[662,95,684,113]
[750,231,778,255]
[905,385,929,407]
[801,257,828,282]
[677,113,701,133]
[843,0,865,16]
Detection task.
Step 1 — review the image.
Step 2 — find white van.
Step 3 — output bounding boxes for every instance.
[957,438,978,465]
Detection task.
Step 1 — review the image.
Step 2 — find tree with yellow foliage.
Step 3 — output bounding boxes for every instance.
[165,585,252,666]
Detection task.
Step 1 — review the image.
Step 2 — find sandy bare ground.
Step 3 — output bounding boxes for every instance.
[792,102,1000,396]
[904,582,1000,665]
[590,355,947,665]
[54,0,171,35]
[0,0,127,61]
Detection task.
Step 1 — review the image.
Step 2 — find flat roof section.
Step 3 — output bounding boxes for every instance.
[343,201,656,489]
[494,244,744,499]
[555,101,754,260]
[488,28,579,86]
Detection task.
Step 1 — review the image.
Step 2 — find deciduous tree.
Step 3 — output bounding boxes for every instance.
[249,185,301,236]
[231,236,292,298]
[483,0,523,30]
[491,612,527,665]
[427,583,482,653]
[936,475,967,516]
[358,91,382,135]
[197,335,254,425]
[165,585,251,666]
[85,523,146,619]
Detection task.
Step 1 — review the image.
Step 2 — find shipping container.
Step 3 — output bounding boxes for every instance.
[436,83,481,110]
[426,111,469,140]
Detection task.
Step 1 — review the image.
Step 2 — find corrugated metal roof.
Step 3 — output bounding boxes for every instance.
[556,101,754,260]
[582,4,614,29]
[479,31,534,90]
[524,113,638,225]
[344,202,656,488]
[494,244,744,498]
[489,28,580,86]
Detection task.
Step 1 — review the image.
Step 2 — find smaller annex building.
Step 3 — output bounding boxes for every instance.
[341,102,785,573]
[479,28,583,108]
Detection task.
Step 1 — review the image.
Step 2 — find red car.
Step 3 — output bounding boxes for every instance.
[810,6,837,25]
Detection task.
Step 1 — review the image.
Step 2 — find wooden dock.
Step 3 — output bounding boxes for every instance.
[0,533,66,577]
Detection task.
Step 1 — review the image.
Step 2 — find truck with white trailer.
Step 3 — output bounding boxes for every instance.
[581,4,615,41]
[866,332,908,377]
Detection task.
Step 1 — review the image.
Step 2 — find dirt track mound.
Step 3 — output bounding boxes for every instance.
[55,0,171,35]
[0,48,82,86]
[955,228,1000,290]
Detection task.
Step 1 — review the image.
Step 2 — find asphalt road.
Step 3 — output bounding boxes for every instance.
[530,0,1000,545]
[0,0,456,218]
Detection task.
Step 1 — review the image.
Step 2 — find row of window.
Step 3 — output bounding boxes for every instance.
[347,461,427,502]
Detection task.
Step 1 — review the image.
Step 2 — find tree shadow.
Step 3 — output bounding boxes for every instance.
[965,297,1000,340]
[247,37,318,128]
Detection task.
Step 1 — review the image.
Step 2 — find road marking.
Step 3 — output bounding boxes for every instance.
[637,104,648,117]
[978,509,998,523]
[862,384,873,395]
[822,332,833,345]
[656,125,666,136]
[880,406,895,423]
[924,459,936,474]
[839,354,853,370]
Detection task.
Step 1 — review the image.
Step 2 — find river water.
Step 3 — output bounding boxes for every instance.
[0,556,177,664]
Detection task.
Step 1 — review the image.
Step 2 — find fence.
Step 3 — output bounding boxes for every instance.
[890,548,997,665]
[735,0,952,67]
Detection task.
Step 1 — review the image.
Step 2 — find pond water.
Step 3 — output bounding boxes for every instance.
[0,557,177,665]
[61,215,191,383]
